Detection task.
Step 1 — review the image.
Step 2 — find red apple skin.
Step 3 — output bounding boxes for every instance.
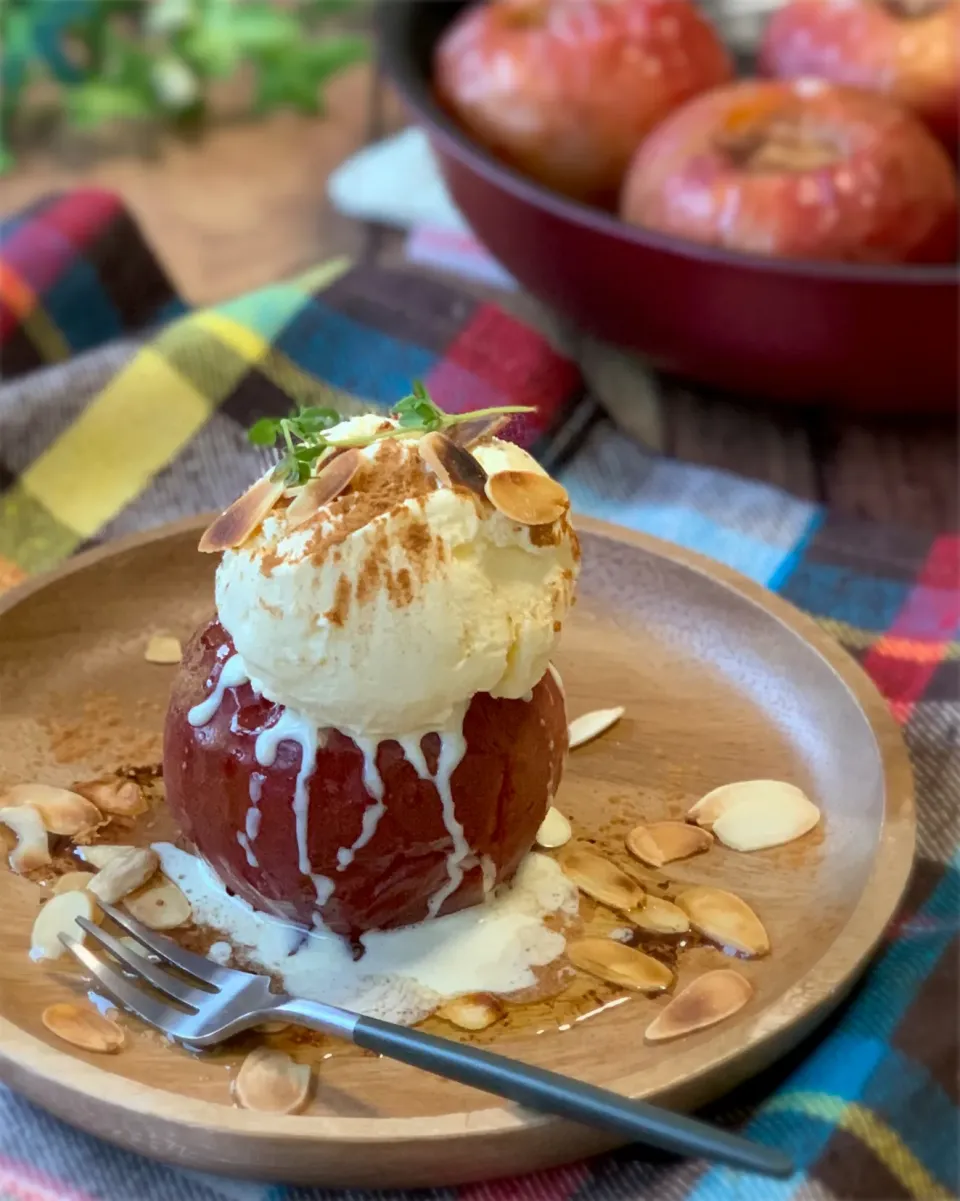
[434,0,733,204]
[163,620,568,940]
[761,0,960,149]
[620,80,959,262]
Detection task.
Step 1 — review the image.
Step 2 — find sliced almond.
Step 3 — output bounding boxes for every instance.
[235,1047,311,1114]
[568,938,673,993]
[447,414,509,448]
[3,784,103,838]
[437,993,505,1031]
[645,969,753,1042]
[536,807,572,849]
[144,634,182,664]
[561,848,645,911]
[74,777,147,819]
[628,896,691,936]
[711,786,821,852]
[419,431,488,498]
[675,886,770,958]
[42,1002,124,1053]
[0,805,51,873]
[258,1020,292,1034]
[689,779,814,831]
[31,889,98,960]
[77,844,136,869]
[123,874,192,929]
[199,474,285,553]
[285,448,362,528]
[485,469,569,526]
[627,821,712,868]
[88,848,159,905]
[52,871,96,896]
[568,707,624,749]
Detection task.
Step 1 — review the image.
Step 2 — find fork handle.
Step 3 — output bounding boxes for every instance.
[278,1002,790,1177]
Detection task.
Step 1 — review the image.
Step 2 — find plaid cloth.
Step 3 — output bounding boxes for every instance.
[0,191,957,1201]
[0,189,186,383]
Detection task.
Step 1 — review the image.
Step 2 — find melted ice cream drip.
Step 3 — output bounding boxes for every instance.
[397,716,471,917]
[236,831,259,868]
[336,736,386,871]
[188,653,249,727]
[480,854,497,896]
[254,710,332,907]
[155,842,578,1026]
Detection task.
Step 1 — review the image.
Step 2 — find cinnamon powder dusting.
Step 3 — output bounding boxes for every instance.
[324,574,352,626]
[306,441,437,567]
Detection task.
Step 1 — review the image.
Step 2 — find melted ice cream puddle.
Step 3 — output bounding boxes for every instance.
[155,843,578,1026]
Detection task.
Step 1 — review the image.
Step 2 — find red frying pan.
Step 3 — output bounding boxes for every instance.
[376,0,959,413]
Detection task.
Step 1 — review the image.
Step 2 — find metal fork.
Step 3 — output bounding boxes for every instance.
[62,904,792,1178]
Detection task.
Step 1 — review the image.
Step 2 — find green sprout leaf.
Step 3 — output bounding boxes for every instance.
[248,417,282,446]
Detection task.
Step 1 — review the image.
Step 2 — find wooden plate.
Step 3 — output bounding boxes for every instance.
[0,516,914,1187]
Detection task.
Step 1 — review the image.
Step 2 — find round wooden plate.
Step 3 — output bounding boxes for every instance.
[0,516,914,1188]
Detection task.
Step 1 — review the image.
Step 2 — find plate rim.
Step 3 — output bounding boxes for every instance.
[0,514,916,1156]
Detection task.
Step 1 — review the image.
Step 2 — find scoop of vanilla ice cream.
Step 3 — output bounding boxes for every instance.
[214,414,580,738]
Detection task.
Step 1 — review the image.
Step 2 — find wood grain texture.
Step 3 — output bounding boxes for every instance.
[0,515,915,1187]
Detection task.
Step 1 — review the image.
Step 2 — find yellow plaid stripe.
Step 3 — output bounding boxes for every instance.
[769,1093,954,1199]
[0,259,352,585]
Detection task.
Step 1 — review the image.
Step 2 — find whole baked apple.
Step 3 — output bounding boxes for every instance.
[435,0,733,204]
[165,622,568,940]
[163,408,580,942]
[761,0,960,149]
[620,79,959,262]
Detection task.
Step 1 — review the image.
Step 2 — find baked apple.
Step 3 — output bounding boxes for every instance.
[435,0,733,204]
[761,0,960,149]
[619,79,959,262]
[163,406,580,942]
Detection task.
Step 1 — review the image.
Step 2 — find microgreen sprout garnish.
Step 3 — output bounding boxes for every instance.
[247,385,534,486]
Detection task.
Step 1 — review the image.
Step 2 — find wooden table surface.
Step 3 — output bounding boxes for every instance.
[5,65,957,530]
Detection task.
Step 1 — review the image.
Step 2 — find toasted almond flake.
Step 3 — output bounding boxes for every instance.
[88,848,159,905]
[627,821,712,867]
[144,634,182,664]
[568,707,624,749]
[285,448,362,529]
[688,779,814,831]
[73,777,147,819]
[419,431,488,498]
[485,469,569,526]
[235,1047,311,1114]
[561,848,645,911]
[199,474,285,553]
[627,896,691,936]
[536,807,572,849]
[568,938,674,993]
[675,886,770,958]
[447,414,509,448]
[0,805,51,873]
[118,935,149,959]
[31,889,98,960]
[625,825,665,868]
[76,844,136,869]
[52,871,96,896]
[437,993,506,1031]
[711,786,821,852]
[3,784,103,838]
[645,969,753,1042]
[42,1002,124,1053]
[258,1020,292,1034]
[123,875,192,929]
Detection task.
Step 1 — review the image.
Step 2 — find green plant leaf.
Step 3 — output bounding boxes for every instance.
[224,4,300,52]
[66,80,157,127]
[248,417,282,446]
[300,34,369,80]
